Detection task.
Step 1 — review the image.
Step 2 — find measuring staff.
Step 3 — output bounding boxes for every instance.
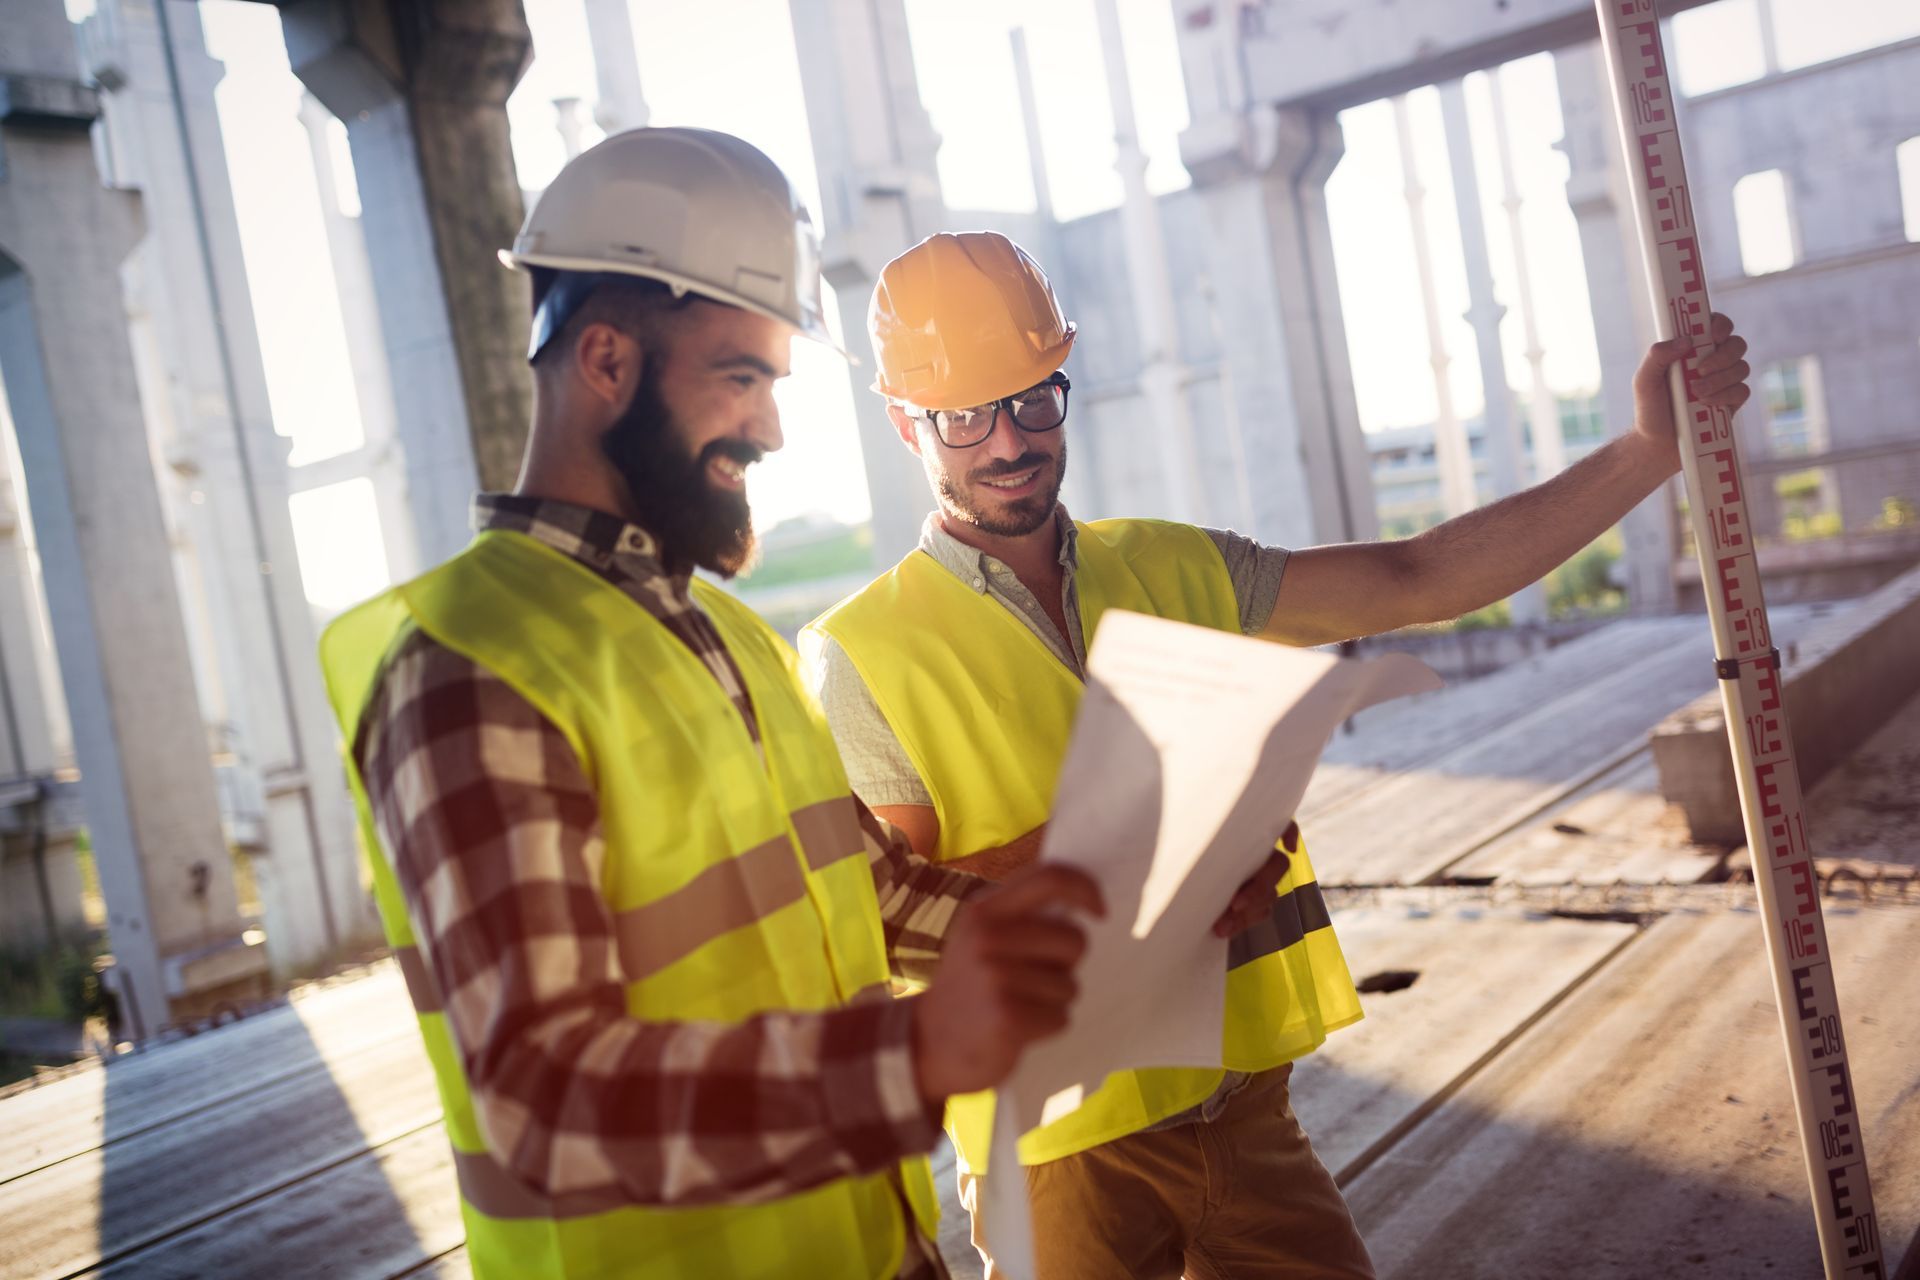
[1596,5,1881,1275]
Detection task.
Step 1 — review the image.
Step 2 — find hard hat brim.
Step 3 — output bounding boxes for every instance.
[871,324,1076,409]
[500,248,849,360]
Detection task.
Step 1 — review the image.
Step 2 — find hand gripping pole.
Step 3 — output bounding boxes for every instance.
[1593,5,1882,1275]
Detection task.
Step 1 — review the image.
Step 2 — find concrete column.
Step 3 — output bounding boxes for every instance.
[0,418,86,946]
[278,0,534,565]
[1093,0,1203,524]
[1439,77,1546,623]
[0,0,265,1027]
[1555,41,1678,613]
[584,0,648,134]
[1010,28,1052,222]
[789,0,947,565]
[0,399,71,773]
[553,96,586,161]
[1180,83,1376,549]
[1488,65,1569,482]
[1393,94,1476,520]
[293,91,421,582]
[0,415,56,783]
[1755,0,1781,76]
[79,0,379,972]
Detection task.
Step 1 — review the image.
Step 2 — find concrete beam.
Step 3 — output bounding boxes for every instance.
[1175,0,1715,115]
[1651,562,1920,845]
[0,0,265,1026]
[278,0,532,563]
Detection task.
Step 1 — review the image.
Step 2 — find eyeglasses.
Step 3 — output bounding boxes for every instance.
[908,372,1072,448]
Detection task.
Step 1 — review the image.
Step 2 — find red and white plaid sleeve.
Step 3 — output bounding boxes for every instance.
[860,805,988,987]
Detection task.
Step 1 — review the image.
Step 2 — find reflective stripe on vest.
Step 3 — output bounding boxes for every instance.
[320,531,938,1279]
[805,518,1363,1172]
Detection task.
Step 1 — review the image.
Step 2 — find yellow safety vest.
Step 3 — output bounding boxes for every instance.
[805,518,1362,1172]
[319,529,939,1279]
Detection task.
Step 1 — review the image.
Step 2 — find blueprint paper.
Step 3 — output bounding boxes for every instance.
[978,611,1441,1276]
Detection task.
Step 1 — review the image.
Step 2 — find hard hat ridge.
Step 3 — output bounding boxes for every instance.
[868,231,1076,411]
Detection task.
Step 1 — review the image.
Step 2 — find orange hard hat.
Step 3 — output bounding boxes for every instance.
[867,231,1076,410]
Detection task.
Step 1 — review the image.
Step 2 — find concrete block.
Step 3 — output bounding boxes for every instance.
[162,932,269,1005]
[1651,563,1920,844]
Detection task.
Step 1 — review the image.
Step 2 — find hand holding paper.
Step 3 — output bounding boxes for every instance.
[977,611,1441,1276]
[909,864,1106,1102]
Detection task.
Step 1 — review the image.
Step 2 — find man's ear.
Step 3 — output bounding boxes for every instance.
[574,321,644,410]
[885,402,923,457]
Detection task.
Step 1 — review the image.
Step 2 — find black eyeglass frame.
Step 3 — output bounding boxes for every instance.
[907,372,1073,449]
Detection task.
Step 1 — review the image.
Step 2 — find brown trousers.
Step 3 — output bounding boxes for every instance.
[958,1066,1375,1280]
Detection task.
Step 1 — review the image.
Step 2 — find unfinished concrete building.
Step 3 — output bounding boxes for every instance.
[0,0,1915,1276]
[2,0,1916,1045]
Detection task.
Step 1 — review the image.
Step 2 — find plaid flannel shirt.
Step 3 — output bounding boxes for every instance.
[355,494,982,1275]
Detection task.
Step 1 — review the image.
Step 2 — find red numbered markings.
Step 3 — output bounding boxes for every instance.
[1700,447,1749,552]
[1658,237,1712,348]
[1686,398,1733,451]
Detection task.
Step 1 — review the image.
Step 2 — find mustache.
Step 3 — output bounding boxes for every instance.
[970,452,1050,481]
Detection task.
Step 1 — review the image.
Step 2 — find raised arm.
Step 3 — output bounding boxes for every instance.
[1262,315,1750,647]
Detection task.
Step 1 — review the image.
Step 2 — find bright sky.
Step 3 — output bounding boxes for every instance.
[183,0,1917,612]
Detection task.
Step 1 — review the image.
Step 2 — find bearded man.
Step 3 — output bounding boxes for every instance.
[319,136,1109,1279]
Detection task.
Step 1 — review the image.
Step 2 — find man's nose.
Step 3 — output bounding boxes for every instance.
[749,396,784,456]
[980,407,1028,461]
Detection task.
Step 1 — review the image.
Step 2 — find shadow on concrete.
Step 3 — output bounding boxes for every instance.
[1322,1055,1858,1278]
[85,991,431,1278]
[929,1049,1883,1278]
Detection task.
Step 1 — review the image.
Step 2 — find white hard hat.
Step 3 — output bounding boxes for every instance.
[501,126,835,355]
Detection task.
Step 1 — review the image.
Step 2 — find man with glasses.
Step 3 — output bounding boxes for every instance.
[802,229,1752,1277]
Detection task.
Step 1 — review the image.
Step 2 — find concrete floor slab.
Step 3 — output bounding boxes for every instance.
[1446,753,1731,887]
[1293,902,1640,1181]
[0,616,1899,1278]
[1343,905,1920,1279]
[0,964,415,1186]
[1308,617,1696,816]
[1305,623,1734,885]
[0,1031,439,1276]
[94,1125,463,1279]
[1798,689,1920,872]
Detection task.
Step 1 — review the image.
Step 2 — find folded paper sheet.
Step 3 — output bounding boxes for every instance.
[978,611,1442,1275]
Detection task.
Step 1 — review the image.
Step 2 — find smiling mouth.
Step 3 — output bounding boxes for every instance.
[978,465,1042,491]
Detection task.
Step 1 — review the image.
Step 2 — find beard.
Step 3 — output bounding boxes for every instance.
[936,440,1066,538]
[601,373,761,578]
